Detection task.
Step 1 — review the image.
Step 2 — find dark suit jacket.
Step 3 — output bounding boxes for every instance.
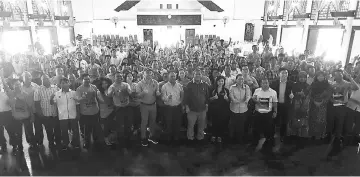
[270,79,294,105]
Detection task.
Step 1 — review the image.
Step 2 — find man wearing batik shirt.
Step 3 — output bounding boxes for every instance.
[34,74,59,148]
[107,72,133,146]
[76,73,103,149]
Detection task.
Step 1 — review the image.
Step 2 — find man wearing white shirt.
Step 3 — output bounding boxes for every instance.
[50,77,80,150]
[252,78,278,151]
[117,47,127,65]
[110,49,121,67]
[161,71,183,143]
[75,52,88,71]
[223,65,236,90]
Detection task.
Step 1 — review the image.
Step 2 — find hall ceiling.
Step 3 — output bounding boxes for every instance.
[114,0,224,12]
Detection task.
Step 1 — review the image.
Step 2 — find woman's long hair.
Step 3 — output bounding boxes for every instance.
[98,77,112,94]
[311,71,329,96]
[212,76,226,96]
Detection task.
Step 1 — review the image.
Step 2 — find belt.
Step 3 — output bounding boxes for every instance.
[141,102,156,106]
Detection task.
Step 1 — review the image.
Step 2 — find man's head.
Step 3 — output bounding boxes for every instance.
[193,69,202,82]
[252,45,258,52]
[60,77,70,90]
[333,69,343,81]
[55,67,64,76]
[41,74,50,86]
[144,69,154,80]
[308,66,316,76]
[22,71,32,84]
[115,72,123,83]
[68,73,76,83]
[260,77,270,90]
[224,65,231,76]
[241,65,249,75]
[236,74,244,85]
[279,68,289,81]
[82,73,91,86]
[162,72,169,82]
[109,64,116,73]
[168,71,177,84]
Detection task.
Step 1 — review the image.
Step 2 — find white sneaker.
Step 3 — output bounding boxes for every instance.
[255,138,266,152]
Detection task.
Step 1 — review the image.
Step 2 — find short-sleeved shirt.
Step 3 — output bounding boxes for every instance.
[136,79,159,104]
[331,80,351,106]
[76,84,99,115]
[109,82,132,107]
[253,88,278,113]
[53,90,78,120]
[34,85,58,116]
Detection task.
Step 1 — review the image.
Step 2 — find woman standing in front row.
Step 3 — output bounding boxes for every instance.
[209,76,230,143]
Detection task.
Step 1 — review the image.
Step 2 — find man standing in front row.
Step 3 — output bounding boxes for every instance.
[184,69,209,143]
[162,71,183,144]
[51,78,80,150]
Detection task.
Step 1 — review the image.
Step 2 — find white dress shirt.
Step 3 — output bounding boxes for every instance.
[161,82,183,106]
[53,90,78,120]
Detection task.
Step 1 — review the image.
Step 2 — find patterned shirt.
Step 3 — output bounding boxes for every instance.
[34,85,59,116]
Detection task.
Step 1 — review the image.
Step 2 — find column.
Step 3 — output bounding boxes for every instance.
[301,0,314,52]
[275,0,285,46]
[27,0,36,46]
[342,0,357,64]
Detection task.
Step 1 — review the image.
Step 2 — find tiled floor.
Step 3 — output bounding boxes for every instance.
[0,132,360,176]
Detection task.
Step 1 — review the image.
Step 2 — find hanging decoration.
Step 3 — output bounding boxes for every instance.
[312,0,328,25]
[222,16,229,27]
[244,23,254,42]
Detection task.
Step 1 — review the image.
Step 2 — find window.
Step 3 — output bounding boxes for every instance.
[283,0,308,21]
[160,4,163,9]
[310,0,351,20]
[167,4,172,9]
[176,4,179,9]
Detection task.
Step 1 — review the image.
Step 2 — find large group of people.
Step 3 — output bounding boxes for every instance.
[0,37,360,160]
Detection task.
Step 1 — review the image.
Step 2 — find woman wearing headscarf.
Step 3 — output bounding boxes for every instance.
[308,71,332,140]
[287,71,310,145]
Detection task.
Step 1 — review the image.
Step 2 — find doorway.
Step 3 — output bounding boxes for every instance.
[262,25,278,46]
[143,29,153,48]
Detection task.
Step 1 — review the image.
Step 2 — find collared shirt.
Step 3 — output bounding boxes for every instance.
[161,82,183,106]
[76,84,99,115]
[75,59,88,71]
[279,81,286,103]
[53,89,78,120]
[184,80,209,112]
[109,82,132,107]
[136,79,159,104]
[229,84,251,114]
[34,85,58,117]
[106,73,116,83]
[347,83,360,112]
[253,88,278,113]
[331,80,351,106]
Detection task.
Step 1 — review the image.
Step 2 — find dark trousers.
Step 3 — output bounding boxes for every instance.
[130,106,141,130]
[229,111,247,142]
[81,113,103,144]
[350,109,360,136]
[254,111,274,140]
[10,118,35,147]
[327,105,351,137]
[116,106,133,139]
[34,116,61,144]
[0,111,16,146]
[59,119,80,146]
[276,103,289,138]
[164,105,182,141]
[210,108,229,137]
[100,111,116,138]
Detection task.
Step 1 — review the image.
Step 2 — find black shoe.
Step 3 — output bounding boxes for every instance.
[61,145,68,151]
[141,139,148,147]
[83,143,90,149]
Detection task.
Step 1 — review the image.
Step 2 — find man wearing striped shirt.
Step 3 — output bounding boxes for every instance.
[34,74,60,148]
